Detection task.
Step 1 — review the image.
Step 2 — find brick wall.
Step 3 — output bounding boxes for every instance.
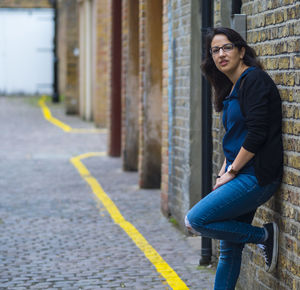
[211,0,300,289]
[170,1,192,204]
[57,0,79,114]
[161,0,194,226]
[0,0,51,8]
[92,0,111,127]
[238,1,300,289]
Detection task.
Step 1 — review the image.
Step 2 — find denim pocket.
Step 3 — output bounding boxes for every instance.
[237,174,259,193]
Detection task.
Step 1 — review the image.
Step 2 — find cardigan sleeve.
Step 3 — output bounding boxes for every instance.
[240,72,271,153]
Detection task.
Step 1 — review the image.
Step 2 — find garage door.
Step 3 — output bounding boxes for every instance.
[0,8,54,95]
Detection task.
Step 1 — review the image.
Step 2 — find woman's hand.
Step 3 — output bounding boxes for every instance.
[213,172,236,190]
[212,147,255,191]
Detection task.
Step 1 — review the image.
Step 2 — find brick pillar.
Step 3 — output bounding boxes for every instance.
[57,0,79,114]
[122,0,139,171]
[91,0,110,128]
[93,0,111,128]
[138,0,146,182]
[108,0,122,156]
[138,0,163,188]
[63,0,79,114]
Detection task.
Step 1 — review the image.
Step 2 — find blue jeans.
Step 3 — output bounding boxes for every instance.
[185,174,280,290]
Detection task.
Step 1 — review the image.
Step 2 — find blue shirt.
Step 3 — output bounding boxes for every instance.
[222,67,256,175]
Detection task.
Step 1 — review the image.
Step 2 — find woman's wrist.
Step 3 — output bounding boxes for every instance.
[217,172,225,178]
[227,164,239,176]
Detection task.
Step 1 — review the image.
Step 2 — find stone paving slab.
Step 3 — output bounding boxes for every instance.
[0,96,215,289]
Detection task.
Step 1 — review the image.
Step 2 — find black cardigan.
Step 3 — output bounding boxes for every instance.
[237,68,283,186]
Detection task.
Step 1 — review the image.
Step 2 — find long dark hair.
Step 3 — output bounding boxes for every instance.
[201,27,263,112]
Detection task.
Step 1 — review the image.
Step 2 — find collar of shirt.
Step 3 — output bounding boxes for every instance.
[225,66,257,100]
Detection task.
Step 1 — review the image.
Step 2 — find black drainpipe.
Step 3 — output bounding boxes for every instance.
[200,0,212,266]
[232,0,242,15]
[49,0,59,103]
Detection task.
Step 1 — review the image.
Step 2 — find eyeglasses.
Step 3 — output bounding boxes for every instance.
[210,43,235,55]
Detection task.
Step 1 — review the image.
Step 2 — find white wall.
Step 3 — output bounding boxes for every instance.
[0,8,54,95]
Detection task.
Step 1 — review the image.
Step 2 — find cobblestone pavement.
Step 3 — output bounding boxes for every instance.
[0,96,215,289]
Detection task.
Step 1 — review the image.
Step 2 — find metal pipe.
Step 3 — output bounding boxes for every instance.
[200,0,212,266]
[49,0,59,102]
[232,0,242,15]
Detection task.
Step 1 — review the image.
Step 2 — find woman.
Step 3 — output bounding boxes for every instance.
[185,27,283,289]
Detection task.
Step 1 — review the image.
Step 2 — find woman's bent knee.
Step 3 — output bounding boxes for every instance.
[185,215,192,229]
[185,215,201,235]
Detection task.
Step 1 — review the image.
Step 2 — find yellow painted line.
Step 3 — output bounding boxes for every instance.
[38,95,72,132]
[70,152,189,290]
[38,95,106,134]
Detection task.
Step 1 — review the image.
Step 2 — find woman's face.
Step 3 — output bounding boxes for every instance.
[210,34,245,76]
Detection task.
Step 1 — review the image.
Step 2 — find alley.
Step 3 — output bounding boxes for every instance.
[0,96,214,289]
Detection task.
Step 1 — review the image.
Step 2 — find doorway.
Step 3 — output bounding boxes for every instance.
[0,8,54,95]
